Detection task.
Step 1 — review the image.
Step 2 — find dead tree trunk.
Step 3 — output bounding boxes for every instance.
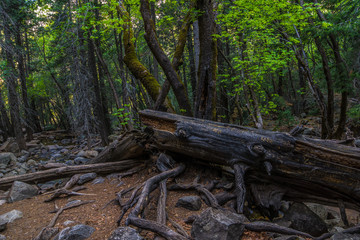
[139,109,360,211]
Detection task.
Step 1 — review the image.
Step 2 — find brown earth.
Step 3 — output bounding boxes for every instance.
[0,163,272,240]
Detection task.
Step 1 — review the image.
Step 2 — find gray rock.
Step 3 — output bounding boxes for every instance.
[331,233,360,240]
[273,236,304,240]
[27,159,37,167]
[354,139,360,148]
[0,219,6,232]
[0,210,23,223]
[78,173,97,185]
[92,177,105,185]
[54,224,95,240]
[37,227,59,240]
[283,202,328,237]
[108,227,144,240]
[0,173,3,178]
[176,196,202,211]
[0,234,5,240]
[65,160,74,166]
[191,207,248,240]
[61,139,72,145]
[0,153,16,166]
[7,181,38,202]
[76,150,98,159]
[74,157,90,165]
[63,220,75,226]
[50,153,63,161]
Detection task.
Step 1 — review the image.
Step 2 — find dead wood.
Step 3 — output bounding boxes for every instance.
[139,109,360,211]
[90,130,148,164]
[125,164,186,240]
[0,160,144,190]
[244,221,313,238]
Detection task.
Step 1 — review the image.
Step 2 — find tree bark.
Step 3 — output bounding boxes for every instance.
[3,15,26,150]
[154,11,193,111]
[194,0,217,120]
[116,2,173,111]
[140,0,193,116]
[139,109,360,211]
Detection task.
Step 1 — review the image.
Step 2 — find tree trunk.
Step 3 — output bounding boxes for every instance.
[140,109,360,211]
[116,2,172,111]
[3,17,26,150]
[140,0,192,116]
[87,31,109,145]
[153,11,193,111]
[15,28,33,140]
[194,0,217,120]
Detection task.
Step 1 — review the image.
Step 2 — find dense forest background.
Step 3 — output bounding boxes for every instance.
[0,0,359,149]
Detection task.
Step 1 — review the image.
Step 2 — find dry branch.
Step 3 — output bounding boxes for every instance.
[0,160,144,190]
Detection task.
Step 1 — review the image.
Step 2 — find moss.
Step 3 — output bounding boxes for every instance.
[118,2,173,110]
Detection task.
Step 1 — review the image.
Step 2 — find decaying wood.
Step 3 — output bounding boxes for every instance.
[139,109,360,211]
[0,160,144,190]
[90,130,148,164]
[126,164,186,240]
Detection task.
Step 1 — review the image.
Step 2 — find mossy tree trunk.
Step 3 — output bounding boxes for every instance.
[140,0,193,116]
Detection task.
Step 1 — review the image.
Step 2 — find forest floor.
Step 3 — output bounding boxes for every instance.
[1,114,360,240]
[0,159,272,240]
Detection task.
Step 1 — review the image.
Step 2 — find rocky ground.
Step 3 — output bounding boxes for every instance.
[0,130,360,240]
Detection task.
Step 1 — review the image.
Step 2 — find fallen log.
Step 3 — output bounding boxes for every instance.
[139,109,360,211]
[90,130,148,164]
[0,160,145,190]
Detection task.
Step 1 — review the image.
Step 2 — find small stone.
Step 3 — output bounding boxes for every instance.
[0,219,7,232]
[65,160,74,166]
[176,196,202,211]
[76,150,98,158]
[331,233,360,240]
[191,208,248,240]
[0,200,6,206]
[0,153,16,166]
[0,210,23,223]
[77,173,97,185]
[108,227,143,240]
[7,181,38,202]
[50,153,63,161]
[354,139,360,148]
[283,202,328,237]
[54,224,95,240]
[26,159,37,167]
[61,139,72,145]
[92,177,105,185]
[0,234,5,240]
[74,157,90,165]
[63,220,75,226]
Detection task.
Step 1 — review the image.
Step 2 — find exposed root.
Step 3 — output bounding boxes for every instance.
[233,163,249,213]
[315,224,360,240]
[44,186,92,202]
[244,221,313,239]
[127,217,187,240]
[168,180,220,208]
[125,164,186,239]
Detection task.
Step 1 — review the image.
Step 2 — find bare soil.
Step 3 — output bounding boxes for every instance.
[0,164,271,240]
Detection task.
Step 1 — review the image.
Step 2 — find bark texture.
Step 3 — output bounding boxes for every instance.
[139,109,360,210]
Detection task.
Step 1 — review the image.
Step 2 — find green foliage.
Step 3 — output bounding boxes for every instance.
[348,104,360,123]
[112,104,132,126]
